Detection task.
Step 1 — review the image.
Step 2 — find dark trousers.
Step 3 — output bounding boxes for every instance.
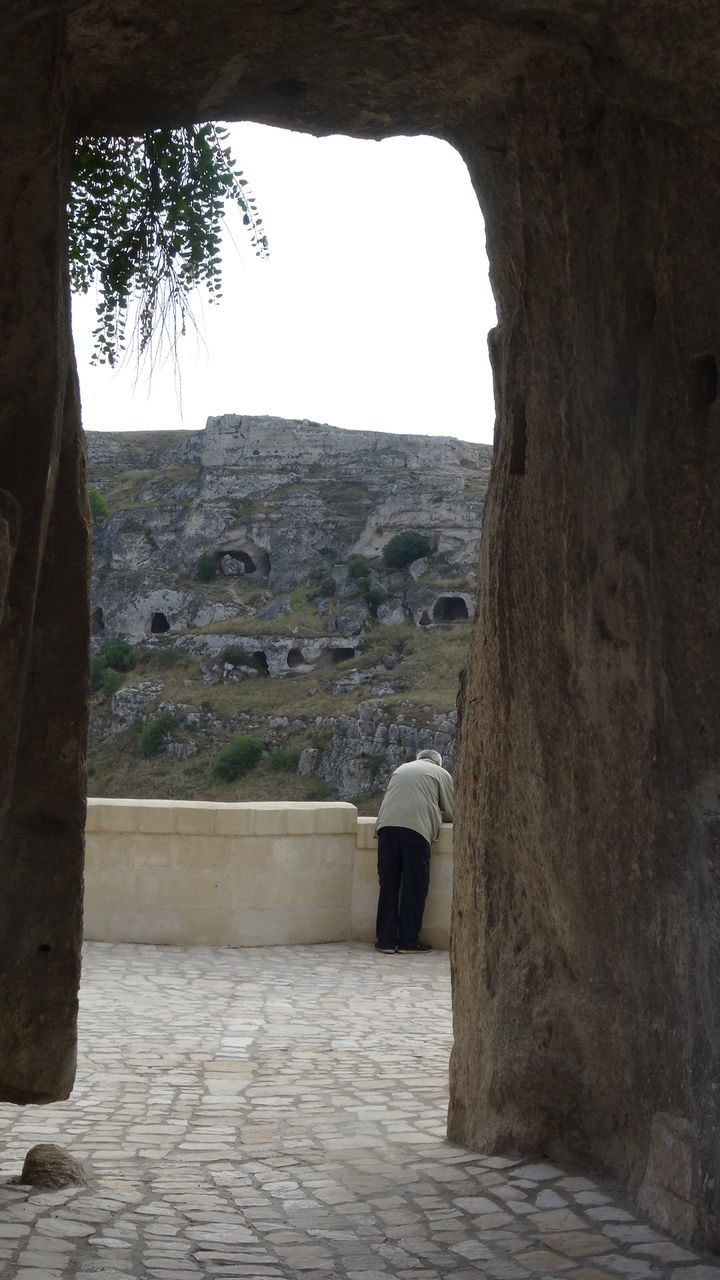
[376,826,431,949]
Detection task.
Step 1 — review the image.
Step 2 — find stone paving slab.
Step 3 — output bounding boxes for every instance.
[0,942,715,1280]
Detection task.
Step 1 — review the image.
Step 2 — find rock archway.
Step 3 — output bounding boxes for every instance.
[2,0,720,1246]
[218,544,270,577]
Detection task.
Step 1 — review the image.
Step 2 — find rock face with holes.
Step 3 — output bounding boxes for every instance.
[86,417,483,799]
[87,414,488,644]
[3,0,720,1252]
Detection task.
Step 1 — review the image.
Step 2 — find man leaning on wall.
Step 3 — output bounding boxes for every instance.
[374,749,454,955]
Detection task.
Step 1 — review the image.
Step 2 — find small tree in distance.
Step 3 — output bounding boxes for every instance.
[382,530,432,569]
[89,488,110,522]
[196,553,218,582]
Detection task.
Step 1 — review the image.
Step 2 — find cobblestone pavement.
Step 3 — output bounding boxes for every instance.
[0,942,716,1280]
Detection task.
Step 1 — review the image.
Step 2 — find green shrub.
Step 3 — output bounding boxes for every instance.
[382,530,432,569]
[138,711,176,758]
[91,638,137,690]
[196,552,218,582]
[213,735,264,781]
[100,668,124,698]
[99,638,137,672]
[346,553,370,582]
[365,585,387,616]
[267,746,301,773]
[89,488,110,521]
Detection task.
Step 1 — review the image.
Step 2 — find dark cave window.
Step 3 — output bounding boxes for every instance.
[151,611,170,633]
[332,647,356,664]
[91,606,105,634]
[433,596,469,622]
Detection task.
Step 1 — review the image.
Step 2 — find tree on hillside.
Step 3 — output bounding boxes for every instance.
[382,530,432,569]
[68,124,269,367]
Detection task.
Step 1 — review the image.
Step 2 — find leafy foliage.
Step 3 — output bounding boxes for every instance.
[98,639,137,672]
[346,554,371,582]
[99,668,123,699]
[382,530,432,569]
[138,712,176,758]
[91,638,137,693]
[365,585,388,616]
[196,552,218,582]
[69,124,269,366]
[89,488,110,522]
[267,746,301,773]
[213,735,264,781]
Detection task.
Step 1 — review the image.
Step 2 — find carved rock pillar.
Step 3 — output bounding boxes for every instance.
[450,63,720,1246]
[0,12,88,1102]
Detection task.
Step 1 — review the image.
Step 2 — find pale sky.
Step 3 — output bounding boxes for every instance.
[72,124,497,444]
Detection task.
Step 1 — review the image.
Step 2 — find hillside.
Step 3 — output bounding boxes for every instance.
[87,414,492,811]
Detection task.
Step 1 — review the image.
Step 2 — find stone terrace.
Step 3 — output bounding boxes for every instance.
[0,942,716,1280]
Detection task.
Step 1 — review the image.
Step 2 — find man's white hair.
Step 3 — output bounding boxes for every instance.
[417,748,442,767]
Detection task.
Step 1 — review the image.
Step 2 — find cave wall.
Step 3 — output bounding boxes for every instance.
[0,12,89,1101]
[1,0,719,1247]
[449,61,720,1243]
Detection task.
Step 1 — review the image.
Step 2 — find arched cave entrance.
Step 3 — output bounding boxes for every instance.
[219,547,271,576]
[91,607,105,635]
[433,596,469,622]
[287,647,304,668]
[419,611,431,627]
[251,650,270,676]
[331,647,356,664]
[150,612,170,634]
[220,550,256,575]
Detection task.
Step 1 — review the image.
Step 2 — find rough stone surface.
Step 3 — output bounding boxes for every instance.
[0,12,87,1107]
[2,0,720,1253]
[0,941,715,1279]
[86,416,487,641]
[17,1143,87,1190]
[449,54,720,1251]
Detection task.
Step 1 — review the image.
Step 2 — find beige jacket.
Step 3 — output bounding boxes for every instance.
[375,758,455,845]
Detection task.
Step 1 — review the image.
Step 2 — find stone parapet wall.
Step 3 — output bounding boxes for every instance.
[353,816,453,948]
[84,799,452,949]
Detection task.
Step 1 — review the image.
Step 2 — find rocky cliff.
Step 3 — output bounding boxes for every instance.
[87,414,490,807]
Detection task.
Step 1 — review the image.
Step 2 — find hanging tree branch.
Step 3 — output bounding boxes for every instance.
[68,123,269,368]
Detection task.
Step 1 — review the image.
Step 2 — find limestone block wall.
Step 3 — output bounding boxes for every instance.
[84,799,453,948]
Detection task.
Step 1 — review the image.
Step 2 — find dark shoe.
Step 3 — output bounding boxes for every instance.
[374,943,397,954]
[397,941,433,953]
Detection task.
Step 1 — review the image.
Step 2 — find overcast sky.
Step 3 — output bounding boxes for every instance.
[72,124,497,444]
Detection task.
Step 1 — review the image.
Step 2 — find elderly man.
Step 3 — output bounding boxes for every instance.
[374,749,454,954]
